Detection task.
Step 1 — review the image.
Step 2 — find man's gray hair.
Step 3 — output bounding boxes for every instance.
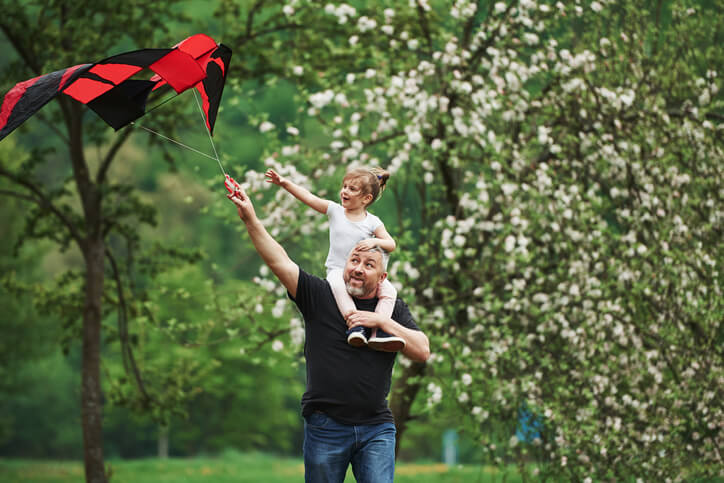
[348,245,390,270]
[367,246,390,270]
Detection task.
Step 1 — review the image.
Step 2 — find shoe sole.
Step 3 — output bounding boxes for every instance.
[347,333,368,347]
[368,337,405,352]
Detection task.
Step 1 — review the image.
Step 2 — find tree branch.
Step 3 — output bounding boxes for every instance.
[0,166,84,243]
[106,247,155,407]
[96,126,134,185]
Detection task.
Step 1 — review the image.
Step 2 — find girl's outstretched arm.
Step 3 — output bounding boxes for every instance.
[358,224,397,253]
[265,168,329,214]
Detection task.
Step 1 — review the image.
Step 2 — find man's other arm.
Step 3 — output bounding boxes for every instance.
[346,311,430,363]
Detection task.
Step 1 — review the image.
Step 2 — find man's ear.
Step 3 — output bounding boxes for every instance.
[378,271,388,284]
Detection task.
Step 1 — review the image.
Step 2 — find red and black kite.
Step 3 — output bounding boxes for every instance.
[0,34,231,141]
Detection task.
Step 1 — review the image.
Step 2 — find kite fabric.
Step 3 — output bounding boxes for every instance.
[0,33,231,141]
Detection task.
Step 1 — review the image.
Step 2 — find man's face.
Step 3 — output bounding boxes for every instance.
[343,249,387,299]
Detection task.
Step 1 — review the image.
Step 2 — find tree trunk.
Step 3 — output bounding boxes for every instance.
[158,425,169,459]
[390,361,427,457]
[67,98,107,483]
[81,238,107,483]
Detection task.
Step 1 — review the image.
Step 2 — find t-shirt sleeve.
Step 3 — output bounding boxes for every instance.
[369,213,383,233]
[288,268,327,319]
[327,201,342,221]
[392,298,421,331]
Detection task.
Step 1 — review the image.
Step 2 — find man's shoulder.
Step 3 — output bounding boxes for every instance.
[392,297,420,330]
[393,297,411,312]
[290,268,337,316]
[298,267,327,286]
[295,268,333,297]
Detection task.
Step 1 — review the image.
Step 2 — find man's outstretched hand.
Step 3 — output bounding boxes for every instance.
[224,174,242,196]
[226,178,256,223]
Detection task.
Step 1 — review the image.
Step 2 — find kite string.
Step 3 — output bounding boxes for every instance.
[131,123,219,162]
[192,89,226,178]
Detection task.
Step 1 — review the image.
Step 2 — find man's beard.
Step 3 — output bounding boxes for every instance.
[345,281,366,297]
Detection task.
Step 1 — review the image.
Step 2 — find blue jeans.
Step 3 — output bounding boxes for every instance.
[303,412,396,483]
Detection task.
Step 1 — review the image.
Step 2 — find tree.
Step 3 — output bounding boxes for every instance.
[0,2,205,481]
[215,0,722,479]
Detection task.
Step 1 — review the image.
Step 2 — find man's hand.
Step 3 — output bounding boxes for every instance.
[224,174,242,195]
[227,184,256,223]
[345,310,385,329]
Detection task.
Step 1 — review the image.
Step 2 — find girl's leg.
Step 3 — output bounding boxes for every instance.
[367,278,404,352]
[371,278,397,339]
[374,278,397,319]
[327,269,356,319]
[328,270,368,346]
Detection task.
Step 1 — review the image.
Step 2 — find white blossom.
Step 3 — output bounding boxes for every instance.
[259,121,275,132]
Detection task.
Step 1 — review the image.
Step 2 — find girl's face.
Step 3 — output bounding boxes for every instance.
[340,177,372,209]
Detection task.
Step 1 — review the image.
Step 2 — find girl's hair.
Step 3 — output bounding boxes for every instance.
[343,167,391,206]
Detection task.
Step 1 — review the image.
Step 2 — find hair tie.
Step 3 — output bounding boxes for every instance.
[377,175,383,179]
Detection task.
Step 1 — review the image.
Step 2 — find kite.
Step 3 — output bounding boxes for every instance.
[0,33,232,141]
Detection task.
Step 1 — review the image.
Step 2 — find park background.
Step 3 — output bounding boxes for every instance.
[0,0,721,482]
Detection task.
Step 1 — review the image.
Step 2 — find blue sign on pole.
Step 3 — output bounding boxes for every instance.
[442,429,458,465]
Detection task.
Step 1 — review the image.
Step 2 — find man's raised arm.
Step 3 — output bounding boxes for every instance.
[228,186,300,298]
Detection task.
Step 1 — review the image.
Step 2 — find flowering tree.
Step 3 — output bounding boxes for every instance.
[213,0,722,479]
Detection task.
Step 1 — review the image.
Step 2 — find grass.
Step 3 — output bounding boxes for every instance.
[0,452,523,482]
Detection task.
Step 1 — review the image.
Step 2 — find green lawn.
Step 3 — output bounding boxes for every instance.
[0,452,522,482]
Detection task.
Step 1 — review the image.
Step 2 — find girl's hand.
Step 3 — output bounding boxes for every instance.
[356,239,378,251]
[265,169,285,187]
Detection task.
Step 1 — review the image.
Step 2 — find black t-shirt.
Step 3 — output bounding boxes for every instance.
[289,268,421,425]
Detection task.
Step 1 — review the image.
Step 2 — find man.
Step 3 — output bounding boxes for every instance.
[228,185,430,483]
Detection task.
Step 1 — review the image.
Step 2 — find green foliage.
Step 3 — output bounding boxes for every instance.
[0,351,83,459]
[0,454,524,483]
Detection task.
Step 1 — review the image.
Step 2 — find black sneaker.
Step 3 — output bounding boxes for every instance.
[367,330,405,352]
[347,327,369,347]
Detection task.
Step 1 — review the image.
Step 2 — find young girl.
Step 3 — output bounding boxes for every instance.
[265,166,405,352]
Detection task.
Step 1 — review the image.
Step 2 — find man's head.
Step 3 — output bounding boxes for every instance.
[343,246,389,299]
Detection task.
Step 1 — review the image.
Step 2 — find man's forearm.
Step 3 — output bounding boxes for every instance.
[382,319,430,362]
[244,216,299,297]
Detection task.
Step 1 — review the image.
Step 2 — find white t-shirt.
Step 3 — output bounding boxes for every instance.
[324,201,383,273]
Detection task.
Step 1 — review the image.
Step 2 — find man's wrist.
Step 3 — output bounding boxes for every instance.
[243,211,262,229]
